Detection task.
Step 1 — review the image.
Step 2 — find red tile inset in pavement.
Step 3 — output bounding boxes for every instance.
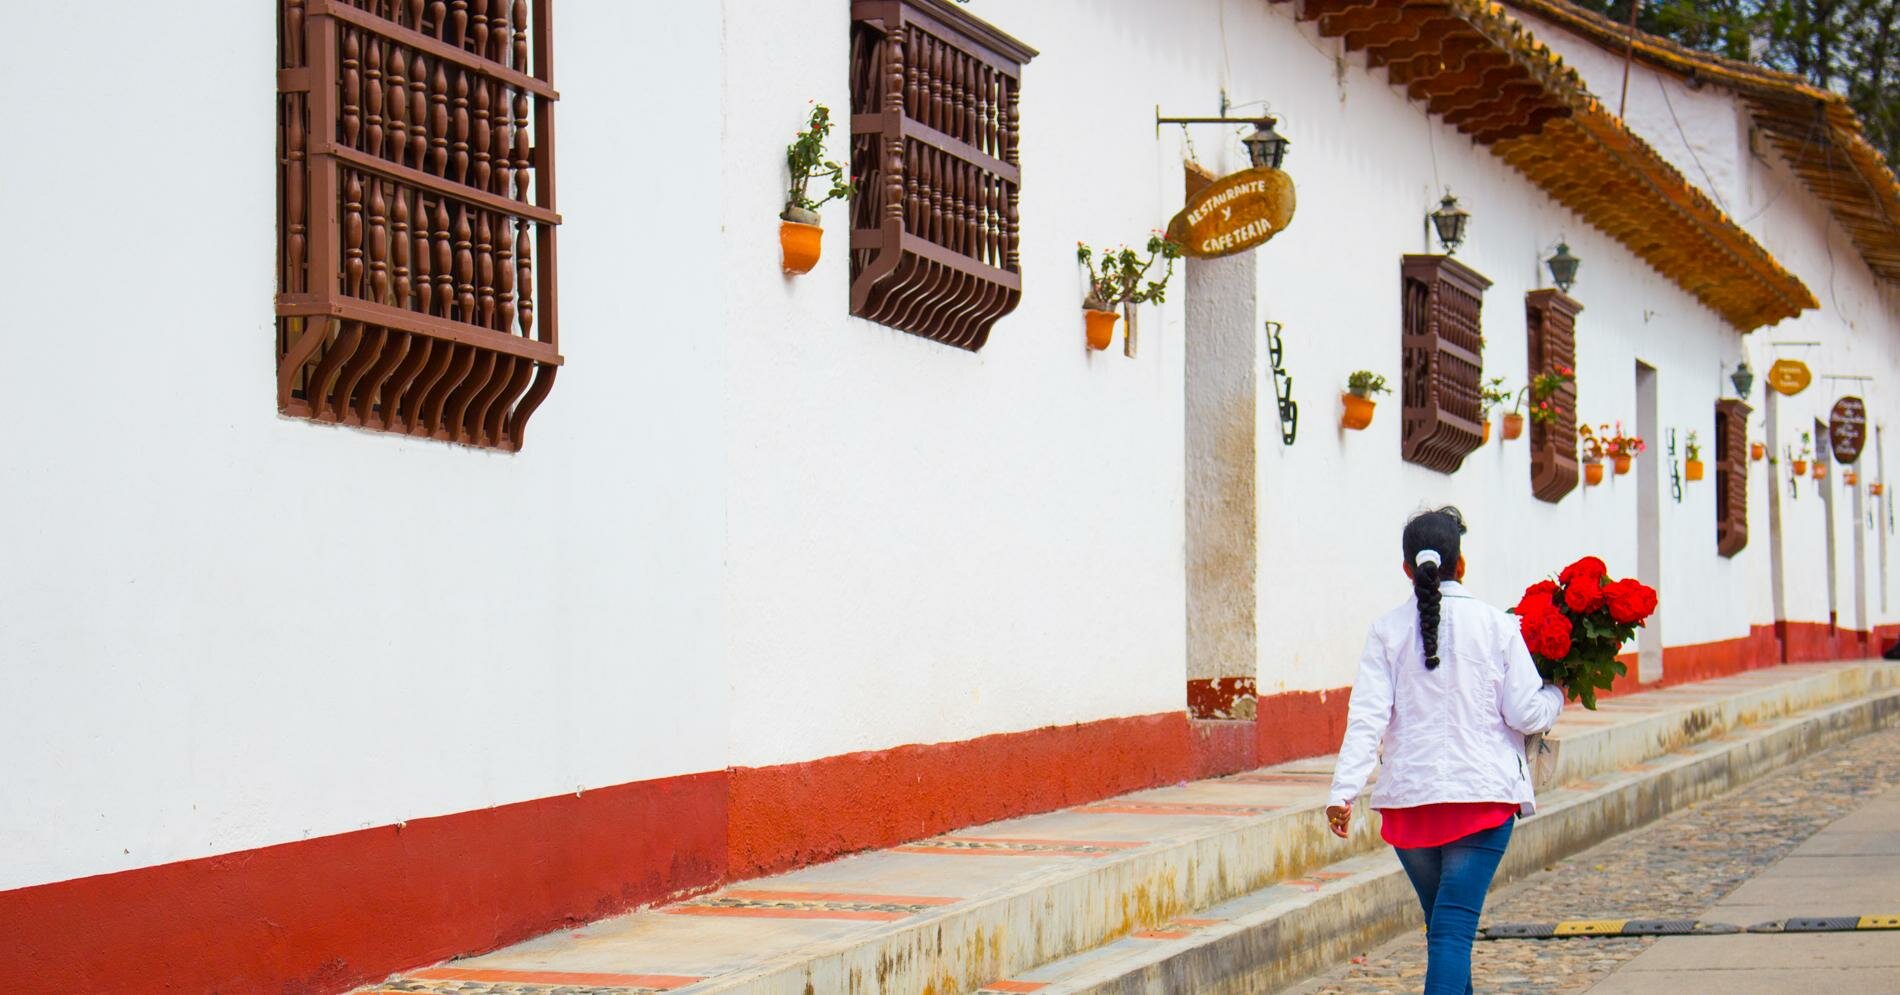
[976,982,1048,993]
[1075,801,1277,817]
[895,836,1148,857]
[662,889,957,922]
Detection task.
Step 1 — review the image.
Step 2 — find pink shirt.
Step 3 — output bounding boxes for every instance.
[1378,801,1517,849]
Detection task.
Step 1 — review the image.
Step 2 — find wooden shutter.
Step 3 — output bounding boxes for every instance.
[1526,290,1582,503]
[1400,255,1490,473]
[848,0,1037,350]
[277,0,560,451]
[1716,398,1751,557]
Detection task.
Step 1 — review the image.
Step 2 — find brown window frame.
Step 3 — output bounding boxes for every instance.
[276,0,561,451]
[1716,399,1751,557]
[848,0,1037,351]
[1526,290,1582,503]
[1400,255,1490,474]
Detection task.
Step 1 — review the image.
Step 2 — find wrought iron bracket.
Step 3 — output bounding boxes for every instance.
[1267,320,1297,446]
[1667,428,1683,504]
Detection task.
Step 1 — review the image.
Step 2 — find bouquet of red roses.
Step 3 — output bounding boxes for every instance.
[1511,556,1658,709]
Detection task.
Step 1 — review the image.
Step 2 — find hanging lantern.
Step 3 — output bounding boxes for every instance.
[1430,194,1470,255]
[1242,117,1290,170]
[1731,359,1755,399]
[1546,242,1580,292]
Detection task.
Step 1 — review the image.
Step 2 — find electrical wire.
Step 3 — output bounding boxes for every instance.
[1655,72,1732,215]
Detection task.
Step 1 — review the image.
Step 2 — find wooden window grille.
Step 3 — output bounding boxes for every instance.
[1716,399,1751,557]
[1526,290,1582,503]
[276,0,560,451]
[848,1,1037,350]
[1400,255,1490,474]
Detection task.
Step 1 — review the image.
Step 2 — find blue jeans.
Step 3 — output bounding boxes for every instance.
[1393,818,1514,995]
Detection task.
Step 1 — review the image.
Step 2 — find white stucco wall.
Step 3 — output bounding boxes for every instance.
[0,1,728,891]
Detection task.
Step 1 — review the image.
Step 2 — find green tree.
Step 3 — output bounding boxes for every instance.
[1572,1,1900,162]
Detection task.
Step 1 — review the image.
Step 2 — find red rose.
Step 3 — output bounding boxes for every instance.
[1563,576,1606,614]
[1604,578,1658,625]
[1559,556,1608,587]
[1523,610,1574,660]
[1515,580,1561,618]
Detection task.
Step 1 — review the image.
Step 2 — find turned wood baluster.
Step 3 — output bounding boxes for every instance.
[428,63,450,175]
[404,0,422,29]
[1005,78,1020,272]
[369,179,391,303]
[960,161,976,258]
[489,0,511,65]
[392,185,412,306]
[426,0,444,38]
[929,38,945,134]
[904,32,921,121]
[342,30,362,149]
[512,89,531,203]
[385,45,408,165]
[345,173,366,297]
[448,0,468,48]
[884,27,906,229]
[476,212,496,328]
[365,38,385,156]
[454,206,475,321]
[516,217,534,337]
[491,83,513,195]
[412,193,434,314]
[284,14,308,294]
[495,211,515,331]
[433,198,454,315]
[450,71,470,183]
[512,0,529,73]
[472,77,492,192]
[408,53,429,169]
[470,0,489,59]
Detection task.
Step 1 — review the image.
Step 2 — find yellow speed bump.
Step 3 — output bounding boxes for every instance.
[1551,919,1628,937]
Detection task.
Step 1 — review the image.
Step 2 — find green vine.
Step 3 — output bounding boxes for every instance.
[1076,236,1184,310]
[785,104,854,215]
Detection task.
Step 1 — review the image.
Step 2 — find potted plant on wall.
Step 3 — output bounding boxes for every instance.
[1342,371,1390,430]
[1684,431,1704,481]
[1527,364,1575,433]
[1792,433,1812,477]
[1077,236,1183,356]
[1580,424,1605,486]
[1601,422,1644,475]
[781,104,854,275]
[1752,440,1766,461]
[1480,376,1514,443]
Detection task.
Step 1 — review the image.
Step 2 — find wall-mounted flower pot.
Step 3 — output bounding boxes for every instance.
[1751,441,1766,461]
[1685,459,1704,481]
[1501,412,1525,441]
[1845,470,1859,486]
[780,210,823,274]
[1873,482,1885,496]
[1585,460,1605,486]
[1482,420,1493,445]
[1813,462,1828,481]
[1793,459,1809,476]
[1084,308,1119,351]
[1341,392,1377,430]
[1613,453,1633,476]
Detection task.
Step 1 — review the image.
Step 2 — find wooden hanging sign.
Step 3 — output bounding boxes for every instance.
[1166,167,1297,258]
[1768,358,1812,396]
[1831,396,1867,465]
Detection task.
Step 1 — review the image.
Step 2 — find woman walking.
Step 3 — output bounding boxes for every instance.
[1325,507,1563,994]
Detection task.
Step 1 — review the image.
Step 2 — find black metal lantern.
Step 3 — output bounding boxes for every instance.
[1547,242,1580,292]
[1243,117,1290,170]
[1731,359,1755,398]
[1430,193,1469,255]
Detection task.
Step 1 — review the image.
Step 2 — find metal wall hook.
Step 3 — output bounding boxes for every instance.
[1266,320,1297,446]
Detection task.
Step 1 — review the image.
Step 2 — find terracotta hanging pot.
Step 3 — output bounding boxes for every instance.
[1793,459,1809,476]
[1751,441,1766,461]
[1845,470,1859,486]
[1482,420,1493,445]
[1613,453,1633,476]
[1585,460,1605,486]
[1813,461,1828,481]
[1685,459,1705,481]
[780,208,823,274]
[1873,483,1885,496]
[1501,412,1525,441]
[1341,392,1377,431]
[1084,307,1119,351]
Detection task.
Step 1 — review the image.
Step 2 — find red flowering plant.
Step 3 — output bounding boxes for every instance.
[1510,556,1658,708]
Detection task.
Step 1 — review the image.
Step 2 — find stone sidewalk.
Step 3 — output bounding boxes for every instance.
[1293,722,1900,993]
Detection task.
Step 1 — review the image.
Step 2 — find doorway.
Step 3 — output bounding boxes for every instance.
[1636,361,1663,682]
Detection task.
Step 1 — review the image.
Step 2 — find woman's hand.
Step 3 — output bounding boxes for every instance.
[1325,803,1352,838]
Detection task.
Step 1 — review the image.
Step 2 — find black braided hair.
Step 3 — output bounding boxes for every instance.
[1402,507,1467,670]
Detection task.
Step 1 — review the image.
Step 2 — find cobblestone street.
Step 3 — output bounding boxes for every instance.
[1292,724,1900,993]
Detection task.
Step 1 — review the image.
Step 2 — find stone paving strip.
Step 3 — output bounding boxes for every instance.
[1292,714,1900,994]
[356,663,1898,995]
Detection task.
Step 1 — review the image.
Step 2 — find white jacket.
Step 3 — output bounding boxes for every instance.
[1328,581,1564,816]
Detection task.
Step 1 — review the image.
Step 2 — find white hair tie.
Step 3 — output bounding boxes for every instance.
[1415,549,1443,569]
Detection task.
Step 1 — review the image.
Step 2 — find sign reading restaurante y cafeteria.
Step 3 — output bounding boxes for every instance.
[1831,395,1867,464]
[1768,358,1812,396]
[1166,167,1297,258]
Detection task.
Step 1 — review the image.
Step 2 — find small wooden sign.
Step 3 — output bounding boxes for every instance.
[1768,358,1812,396]
[1166,167,1297,258]
[1831,396,1867,465]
